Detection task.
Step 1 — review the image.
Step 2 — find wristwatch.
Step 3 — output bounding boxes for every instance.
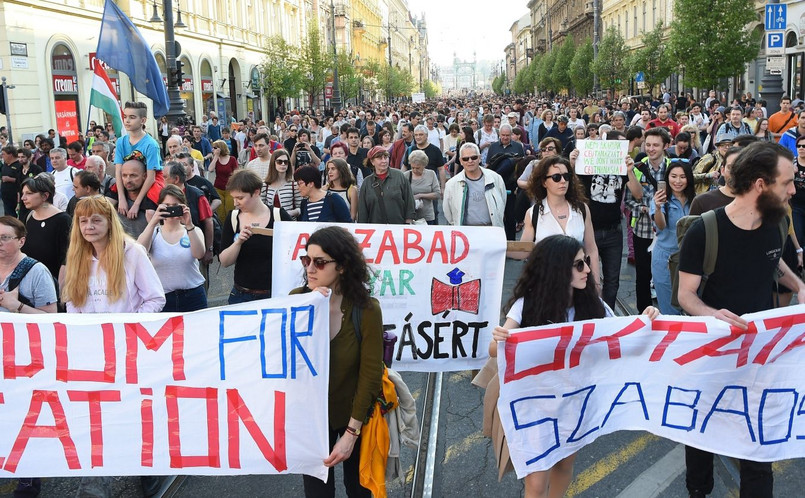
[345,426,361,437]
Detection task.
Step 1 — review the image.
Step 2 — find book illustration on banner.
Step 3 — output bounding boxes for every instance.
[431,267,481,317]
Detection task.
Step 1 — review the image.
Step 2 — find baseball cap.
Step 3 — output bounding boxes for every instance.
[715,133,733,145]
[557,115,569,123]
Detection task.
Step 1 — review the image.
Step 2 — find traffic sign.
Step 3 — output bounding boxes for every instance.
[765,3,787,31]
[766,56,785,75]
[635,71,645,83]
[767,32,784,55]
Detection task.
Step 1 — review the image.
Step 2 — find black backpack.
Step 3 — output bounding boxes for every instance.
[8,257,59,307]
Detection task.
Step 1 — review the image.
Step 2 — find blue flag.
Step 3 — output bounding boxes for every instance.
[95,0,169,117]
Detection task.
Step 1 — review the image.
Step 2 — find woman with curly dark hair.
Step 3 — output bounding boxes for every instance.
[290,226,383,498]
[486,235,658,498]
[514,156,601,287]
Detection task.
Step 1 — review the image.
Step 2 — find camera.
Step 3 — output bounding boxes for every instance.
[163,205,183,218]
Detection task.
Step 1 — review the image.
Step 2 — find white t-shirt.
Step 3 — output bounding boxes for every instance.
[52,167,77,201]
[246,157,271,180]
[507,296,614,325]
[528,199,586,244]
[150,227,205,292]
[427,127,443,151]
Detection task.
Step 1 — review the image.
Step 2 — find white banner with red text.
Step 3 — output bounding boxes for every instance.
[497,305,805,478]
[0,293,330,479]
[272,222,507,372]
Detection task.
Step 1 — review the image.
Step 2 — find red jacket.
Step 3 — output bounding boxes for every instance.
[390,138,412,169]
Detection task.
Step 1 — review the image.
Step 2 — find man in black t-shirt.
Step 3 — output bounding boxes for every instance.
[572,146,642,308]
[345,127,369,179]
[678,141,805,498]
[104,157,157,237]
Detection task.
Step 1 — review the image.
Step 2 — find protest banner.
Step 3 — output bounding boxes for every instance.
[272,222,507,372]
[574,139,629,176]
[0,293,330,479]
[497,305,805,478]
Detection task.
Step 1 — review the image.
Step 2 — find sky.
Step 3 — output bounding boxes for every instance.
[405,0,528,68]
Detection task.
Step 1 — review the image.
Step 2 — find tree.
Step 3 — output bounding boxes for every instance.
[260,36,303,117]
[512,70,526,95]
[376,64,414,101]
[592,26,629,93]
[569,37,594,97]
[492,74,506,95]
[629,21,673,96]
[335,52,362,104]
[552,36,576,94]
[299,25,332,108]
[537,50,557,94]
[668,0,759,89]
[423,79,439,98]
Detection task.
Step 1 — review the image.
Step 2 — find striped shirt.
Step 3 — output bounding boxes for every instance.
[305,199,325,222]
[262,181,301,215]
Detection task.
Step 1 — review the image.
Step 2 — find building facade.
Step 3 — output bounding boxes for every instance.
[0,0,325,142]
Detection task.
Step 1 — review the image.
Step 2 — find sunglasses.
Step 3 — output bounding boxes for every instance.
[275,158,289,164]
[797,144,805,149]
[299,255,336,270]
[547,172,572,183]
[460,155,479,162]
[541,146,557,152]
[573,255,592,273]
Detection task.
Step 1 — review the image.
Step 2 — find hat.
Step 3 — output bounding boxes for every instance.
[557,115,569,123]
[715,133,733,145]
[715,106,726,115]
[507,112,518,119]
[367,145,389,160]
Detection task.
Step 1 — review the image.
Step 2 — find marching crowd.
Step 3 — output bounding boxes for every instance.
[0,88,803,498]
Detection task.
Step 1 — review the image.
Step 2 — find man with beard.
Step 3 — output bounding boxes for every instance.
[678,141,805,498]
[105,156,157,237]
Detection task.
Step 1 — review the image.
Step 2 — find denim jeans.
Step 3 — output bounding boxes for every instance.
[164,285,207,312]
[594,224,623,309]
[303,427,371,498]
[633,235,653,312]
[685,446,773,497]
[228,286,271,304]
[651,245,681,315]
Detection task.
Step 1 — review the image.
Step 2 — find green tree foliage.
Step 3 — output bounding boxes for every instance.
[512,70,527,95]
[592,26,629,93]
[526,55,541,93]
[569,37,594,97]
[335,52,361,104]
[300,25,332,107]
[552,36,576,93]
[537,50,557,93]
[492,74,506,95]
[260,36,303,113]
[423,79,438,98]
[668,0,759,89]
[376,64,414,101]
[629,21,673,95]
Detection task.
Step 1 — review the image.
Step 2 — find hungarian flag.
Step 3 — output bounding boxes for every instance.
[89,61,124,138]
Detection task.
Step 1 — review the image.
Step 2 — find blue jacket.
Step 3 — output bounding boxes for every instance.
[300,190,353,223]
[780,126,800,157]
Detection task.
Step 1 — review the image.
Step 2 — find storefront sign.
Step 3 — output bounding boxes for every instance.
[202,80,213,93]
[53,75,78,95]
[10,42,27,57]
[55,100,79,142]
[181,78,193,92]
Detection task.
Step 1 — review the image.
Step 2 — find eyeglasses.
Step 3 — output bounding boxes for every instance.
[289,129,298,132]
[541,146,557,152]
[275,158,289,164]
[572,255,592,273]
[0,235,19,244]
[299,255,336,270]
[460,155,479,162]
[547,173,572,183]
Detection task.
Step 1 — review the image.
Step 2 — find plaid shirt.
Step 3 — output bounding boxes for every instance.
[625,157,668,239]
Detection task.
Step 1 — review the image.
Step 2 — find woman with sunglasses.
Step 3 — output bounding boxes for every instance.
[262,149,301,219]
[516,156,600,281]
[651,160,696,314]
[486,234,657,498]
[290,226,383,498]
[516,137,561,190]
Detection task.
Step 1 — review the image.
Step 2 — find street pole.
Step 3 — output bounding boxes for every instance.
[760,0,785,115]
[330,0,342,111]
[593,0,600,96]
[1,77,14,146]
[162,0,186,127]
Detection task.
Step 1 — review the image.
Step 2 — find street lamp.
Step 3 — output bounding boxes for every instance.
[149,0,187,127]
[330,0,342,111]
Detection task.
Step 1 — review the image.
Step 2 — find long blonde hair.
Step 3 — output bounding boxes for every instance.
[62,196,131,307]
[680,124,702,152]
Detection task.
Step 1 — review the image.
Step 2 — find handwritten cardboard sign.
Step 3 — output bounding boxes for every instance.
[574,139,629,176]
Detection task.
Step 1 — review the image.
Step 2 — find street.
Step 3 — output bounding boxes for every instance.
[2,234,803,497]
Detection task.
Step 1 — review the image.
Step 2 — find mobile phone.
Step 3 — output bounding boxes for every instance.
[163,205,183,218]
[657,181,667,192]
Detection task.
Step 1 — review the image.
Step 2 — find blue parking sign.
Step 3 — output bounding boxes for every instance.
[765,3,786,31]
[767,32,784,49]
